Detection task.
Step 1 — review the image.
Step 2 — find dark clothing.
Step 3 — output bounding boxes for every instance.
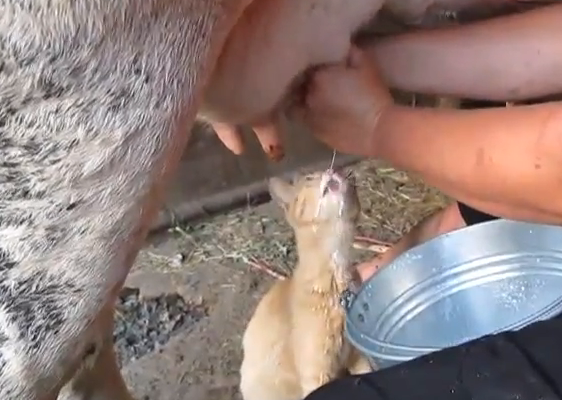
[458,202,499,226]
[305,313,562,400]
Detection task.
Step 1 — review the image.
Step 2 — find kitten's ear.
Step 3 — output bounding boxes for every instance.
[268,177,296,210]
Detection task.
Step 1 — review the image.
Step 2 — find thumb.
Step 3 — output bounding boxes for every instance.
[346,45,364,69]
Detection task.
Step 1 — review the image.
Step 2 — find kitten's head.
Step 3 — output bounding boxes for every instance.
[268,169,360,232]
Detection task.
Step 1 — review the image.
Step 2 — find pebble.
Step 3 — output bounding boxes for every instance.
[113,287,207,366]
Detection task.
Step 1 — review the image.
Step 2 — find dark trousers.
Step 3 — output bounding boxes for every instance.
[457,201,499,225]
[305,313,562,400]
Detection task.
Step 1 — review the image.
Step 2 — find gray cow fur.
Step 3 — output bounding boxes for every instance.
[0,0,252,398]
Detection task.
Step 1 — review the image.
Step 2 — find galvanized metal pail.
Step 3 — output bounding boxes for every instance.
[344,219,562,370]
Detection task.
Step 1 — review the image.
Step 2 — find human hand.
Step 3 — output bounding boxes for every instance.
[294,45,394,156]
[356,260,380,282]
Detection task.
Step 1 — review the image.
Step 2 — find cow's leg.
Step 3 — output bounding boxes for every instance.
[58,304,132,400]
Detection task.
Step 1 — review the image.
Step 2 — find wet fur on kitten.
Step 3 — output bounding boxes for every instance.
[239,169,371,400]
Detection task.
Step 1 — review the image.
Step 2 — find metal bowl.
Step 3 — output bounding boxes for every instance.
[344,219,562,370]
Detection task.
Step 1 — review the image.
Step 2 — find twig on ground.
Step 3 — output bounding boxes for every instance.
[354,236,392,246]
[207,242,287,280]
[353,242,390,253]
[353,235,392,253]
[244,258,286,280]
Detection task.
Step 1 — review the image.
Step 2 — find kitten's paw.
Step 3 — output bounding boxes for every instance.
[348,355,373,374]
[301,373,333,398]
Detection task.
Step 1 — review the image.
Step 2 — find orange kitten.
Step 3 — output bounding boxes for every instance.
[240,169,372,400]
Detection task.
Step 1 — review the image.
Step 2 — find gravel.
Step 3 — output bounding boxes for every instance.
[113,287,207,366]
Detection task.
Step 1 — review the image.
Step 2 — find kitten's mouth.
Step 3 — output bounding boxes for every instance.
[320,170,345,197]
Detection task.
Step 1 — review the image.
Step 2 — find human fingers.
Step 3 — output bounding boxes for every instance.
[303,65,350,111]
[346,44,365,69]
[284,67,331,128]
[357,260,381,282]
[347,48,395,111]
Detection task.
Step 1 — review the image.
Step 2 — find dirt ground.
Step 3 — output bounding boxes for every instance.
[120,158,449,400]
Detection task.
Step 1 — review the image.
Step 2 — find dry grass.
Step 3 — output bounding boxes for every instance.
[353,159,449,242]
[166,206,297,278]
[140,158,449,279]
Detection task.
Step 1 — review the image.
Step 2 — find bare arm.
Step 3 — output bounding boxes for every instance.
[372,102,562,223]
[366,4,562,101]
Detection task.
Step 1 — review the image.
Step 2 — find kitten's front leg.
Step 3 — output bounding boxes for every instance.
[295,347,338,397]
[291,311,345,397]
[347,348,373,375]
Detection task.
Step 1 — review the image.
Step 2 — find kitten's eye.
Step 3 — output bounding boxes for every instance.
[304,176,315,181]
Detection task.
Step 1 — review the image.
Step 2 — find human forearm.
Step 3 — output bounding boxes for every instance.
[365,4,562,101]
[371,102,562,223]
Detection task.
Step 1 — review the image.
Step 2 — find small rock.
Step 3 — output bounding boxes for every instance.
[113,287,207,366]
